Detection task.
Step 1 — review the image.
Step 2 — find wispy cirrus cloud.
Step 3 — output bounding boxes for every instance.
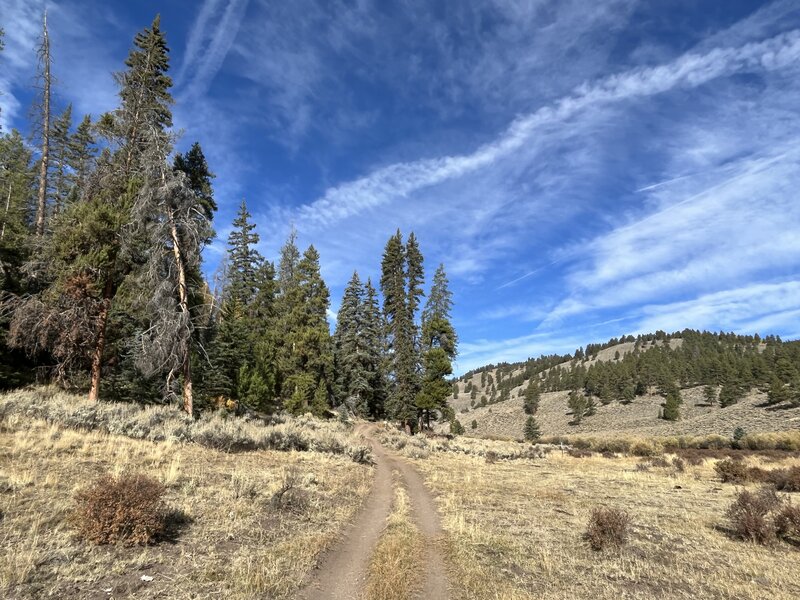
[174,0,250,100]
[287,28,800,236]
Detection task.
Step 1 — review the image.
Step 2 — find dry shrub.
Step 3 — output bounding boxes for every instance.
[774,503,800,538]
[567,448,592,458]
[270,468,308,513]
[485,450,498,464]
[630,441,658,457]
[73,472,166,546]
[715,459,751,484]
[715,460,800,491]
[672,457,686,473]
[585,507,631,551]
[768,466,800,492]
[725,488,782,544]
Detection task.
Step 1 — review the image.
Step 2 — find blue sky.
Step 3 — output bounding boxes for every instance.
[2,0,800,374]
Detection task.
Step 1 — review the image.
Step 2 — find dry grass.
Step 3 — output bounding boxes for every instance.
[0,412,372,599]
[365,472,423,600]
[0,387,373,463]
[412,444,800,600]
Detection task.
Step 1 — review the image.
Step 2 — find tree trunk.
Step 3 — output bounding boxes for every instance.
[169,212,193,417]
[35,11,51,237]
[1,182,11,241]
[88,279,114,402]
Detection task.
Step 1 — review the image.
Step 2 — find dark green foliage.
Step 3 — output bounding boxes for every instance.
[523,380,540,415]
[417,264,457,428]
[471,419,477,429]
[766,377,790,405]
[703,384,717,405]
[380,230,423,428]
[733,426,747,442]
[450,418,465,435]
[276,242,333,417]
[719,381,743,408]
[333,273,385,417]
[662,388,681,421]
[524,416,540,441]
[568,390,588,424]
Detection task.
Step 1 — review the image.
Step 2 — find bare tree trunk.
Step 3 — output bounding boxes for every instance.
[88,279,114,402]
[1,181,11,241]
[169,211,193,417]
[35,11,51,237]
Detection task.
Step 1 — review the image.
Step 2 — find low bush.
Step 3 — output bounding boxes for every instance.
[768,465,800,492]
[73,472,166,546]
[715,459,751,484]
[585,507,631,551]
[725,487,782,544]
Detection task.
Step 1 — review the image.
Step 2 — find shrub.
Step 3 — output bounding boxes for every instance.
[715,459,750,484]
[672,457,686,473]
[774,503,800,538]
[73,473,166,546]
[630,441,658,457]
[725,488,782,544]
[585,507,631,550]
[485,450,498,464]
[270,468,308,513]
[767,466,800,492]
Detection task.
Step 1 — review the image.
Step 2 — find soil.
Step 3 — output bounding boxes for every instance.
[297,424,449,600]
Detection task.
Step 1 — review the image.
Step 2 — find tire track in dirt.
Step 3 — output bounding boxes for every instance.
[296,424,449,600]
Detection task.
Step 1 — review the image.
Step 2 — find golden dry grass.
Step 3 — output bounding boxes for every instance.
[413,448,800,600]
[365,471,424,600]
[0,412,372,599]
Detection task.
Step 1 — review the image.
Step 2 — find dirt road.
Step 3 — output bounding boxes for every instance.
[297,424,449,600]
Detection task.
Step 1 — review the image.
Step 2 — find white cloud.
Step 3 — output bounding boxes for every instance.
[286,28,800,235]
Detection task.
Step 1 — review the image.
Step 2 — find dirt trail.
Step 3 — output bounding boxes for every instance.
[297,424,449,600]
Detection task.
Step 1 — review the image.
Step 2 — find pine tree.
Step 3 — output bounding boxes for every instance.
[703,384,717,405]
[766,376,789,405]
[568,389,588,424]
[226,200,263,306]
[49,105,72,216]
[524,416,541,441]
[9,16,175,402]
[334,272,369,415]
[662,388,681,420]
[523,380,540,415]
[67,115,96,195]
[362,279,387,417]
[381,231,414,428]
[279,244,333,416]
[417,264,456,428]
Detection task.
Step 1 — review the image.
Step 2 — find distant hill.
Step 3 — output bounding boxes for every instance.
[449,330,800,440]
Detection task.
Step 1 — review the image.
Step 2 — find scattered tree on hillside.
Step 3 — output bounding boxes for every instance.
[524,416,541,441]
[523,380,540,415]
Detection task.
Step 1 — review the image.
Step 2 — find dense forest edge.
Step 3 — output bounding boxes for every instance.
[0,17,457,433]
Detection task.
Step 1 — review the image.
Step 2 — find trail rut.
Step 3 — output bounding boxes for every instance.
[297,424,449,600]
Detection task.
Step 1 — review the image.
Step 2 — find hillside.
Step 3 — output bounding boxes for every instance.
[450,330,800,440]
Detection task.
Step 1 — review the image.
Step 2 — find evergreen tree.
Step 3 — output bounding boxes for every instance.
[9,16,174,402]
[523,380,540,415]
[49,105,72,216]
[568,390,588,424]
[703,384,717,405]
[67,114,96,195]
[225,199,263,306]
[524,416,541,441]
[719,381,742,408]
[334,272,369,415]
[279,243,333,416]
[416,264,456,428]
[450,418,465,435]
[380,230,417,429]
[662,388,681,420]
[766,376,789,405]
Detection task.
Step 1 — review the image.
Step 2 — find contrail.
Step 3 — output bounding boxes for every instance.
[635,173,691,193]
